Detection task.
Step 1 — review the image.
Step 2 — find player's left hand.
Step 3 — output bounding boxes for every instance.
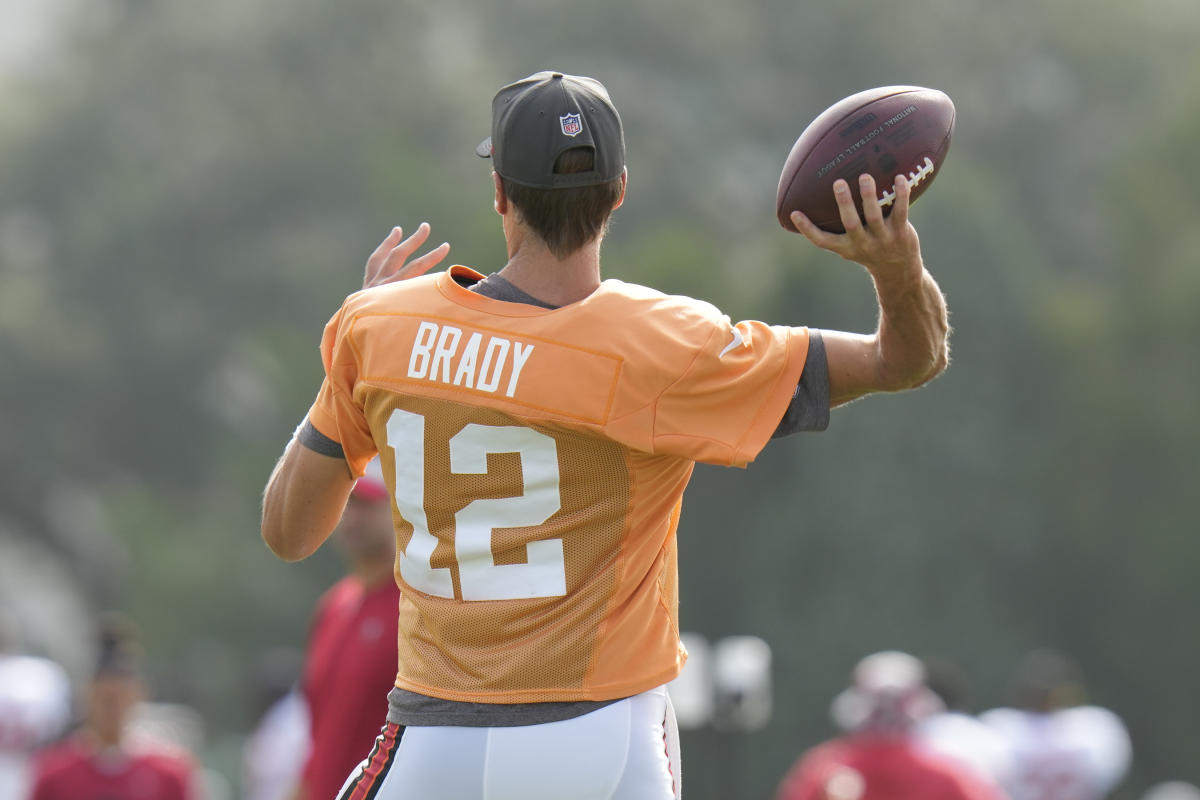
[363,222,451,289]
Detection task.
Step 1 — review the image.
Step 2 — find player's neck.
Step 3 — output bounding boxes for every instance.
[499,227,602,306]
[84,724,126,751]
[352,555,394,590]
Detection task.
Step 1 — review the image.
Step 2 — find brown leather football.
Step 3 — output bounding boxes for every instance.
[777,86,956,233]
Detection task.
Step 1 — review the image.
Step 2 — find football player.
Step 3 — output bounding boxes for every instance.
[775,651,1006,800]
[980,649,1131,800]
[27,616,197,800]
[917,657,1014,789]
[262,70,950,799]
[294,460,402,800]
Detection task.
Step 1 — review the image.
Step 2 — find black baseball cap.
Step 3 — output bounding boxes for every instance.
[475,71,625,189]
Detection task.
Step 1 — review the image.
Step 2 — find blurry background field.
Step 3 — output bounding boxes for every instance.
[2,0,1198,797]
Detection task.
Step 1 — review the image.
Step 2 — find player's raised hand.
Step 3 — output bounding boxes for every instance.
[790,174,923,283]
[363,222,450,289]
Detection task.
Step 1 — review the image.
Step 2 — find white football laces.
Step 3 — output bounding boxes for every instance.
[877,156,935,208]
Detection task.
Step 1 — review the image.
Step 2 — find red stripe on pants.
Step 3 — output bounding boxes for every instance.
[341,723,402,800]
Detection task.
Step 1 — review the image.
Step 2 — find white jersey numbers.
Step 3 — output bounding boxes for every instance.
[451,424,565,600]
[385,408,566,602]
[388,409,455,598]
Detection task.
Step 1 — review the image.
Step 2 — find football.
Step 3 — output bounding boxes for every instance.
[776,86,956,233]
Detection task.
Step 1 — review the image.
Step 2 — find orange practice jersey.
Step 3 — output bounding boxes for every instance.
[307,265,810,703]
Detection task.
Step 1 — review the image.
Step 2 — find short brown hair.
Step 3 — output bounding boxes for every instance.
[501,148,623,259]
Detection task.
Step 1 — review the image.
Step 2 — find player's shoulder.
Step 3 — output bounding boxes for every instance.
[590,280,733,353]
[342,273,443,315]
[596,279,726,322]
[30,738,87,779]
[1054,705,1131,750]
[0,654,70,691]
[796,736,856,771]
[918,712,1014,785]
[314,575,363,614]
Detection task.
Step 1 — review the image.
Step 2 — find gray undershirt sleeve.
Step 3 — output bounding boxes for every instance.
[772,330,831,438]
[296,418,345,458]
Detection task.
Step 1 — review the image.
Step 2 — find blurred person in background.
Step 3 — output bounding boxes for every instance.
[241,649,309,800]
[0,611,72,800]
[27,614,197,800]
[980,648,1131,800]
[917,656,1014,790]
[290,459,400,800]
[775,651,1008,800]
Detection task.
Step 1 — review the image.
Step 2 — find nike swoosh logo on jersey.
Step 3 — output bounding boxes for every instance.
[719,328,747,358]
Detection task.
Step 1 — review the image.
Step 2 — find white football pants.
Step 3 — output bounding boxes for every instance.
[335,686,681,800]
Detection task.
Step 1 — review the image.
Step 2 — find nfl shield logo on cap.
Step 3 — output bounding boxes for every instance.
[559,113,583,137]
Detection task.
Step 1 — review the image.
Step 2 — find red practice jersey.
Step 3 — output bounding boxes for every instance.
[307,266,810,703]
[299,575,401,800]
[29,738,194,800]
[776,736,1007,800]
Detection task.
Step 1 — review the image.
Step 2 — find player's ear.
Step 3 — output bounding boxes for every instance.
[613,168,628,211]
[493,171,508,216]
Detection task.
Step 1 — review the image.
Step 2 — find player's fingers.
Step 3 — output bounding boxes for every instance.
[889,174,911,229]
[366,226,403,272]
[372,242,450,287]
[363,227,405,287]
[363,224,447,289]
[385,221,432,266]
[859,174,885,230]
[369,226,404,263]
[379,222,433,274]
[402,241,451,279]
[790,211,840,252]
[833,179,863,235]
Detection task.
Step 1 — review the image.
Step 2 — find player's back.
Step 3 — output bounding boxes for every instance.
[308,266,810,704]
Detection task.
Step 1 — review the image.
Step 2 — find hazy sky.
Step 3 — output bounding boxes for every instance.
[0,0,71,75]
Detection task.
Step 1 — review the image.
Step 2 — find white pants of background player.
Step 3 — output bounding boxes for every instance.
[337,686,681,800]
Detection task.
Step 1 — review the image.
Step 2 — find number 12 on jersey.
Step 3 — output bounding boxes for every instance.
[385,408,567,602]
